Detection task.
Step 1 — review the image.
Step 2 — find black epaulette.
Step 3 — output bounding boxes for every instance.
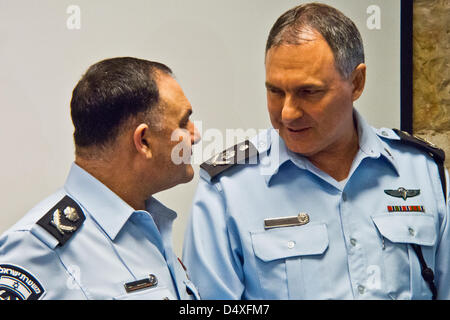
[393,129,446,202]
[36,195,85,246]
[200,140,259,182]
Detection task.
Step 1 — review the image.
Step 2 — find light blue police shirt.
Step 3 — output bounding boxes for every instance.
[183,110,449,300]
[0,163,199,300]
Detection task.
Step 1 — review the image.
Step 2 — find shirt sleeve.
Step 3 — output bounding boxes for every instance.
[0,229,87,300]
[182,178,245,299]
[435,168,450,300]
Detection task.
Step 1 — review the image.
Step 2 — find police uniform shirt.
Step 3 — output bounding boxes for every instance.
[0,163,199,300]
[182,109,450,300]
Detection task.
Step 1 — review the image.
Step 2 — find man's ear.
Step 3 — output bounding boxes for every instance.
[133,124,152,159]
[351,63,366,102]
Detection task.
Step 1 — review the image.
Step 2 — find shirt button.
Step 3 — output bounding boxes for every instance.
[358,285,365,294]
[408,227,415,236]
[350,238,357,246]
[287,241,296,249]
[342,192,347,201]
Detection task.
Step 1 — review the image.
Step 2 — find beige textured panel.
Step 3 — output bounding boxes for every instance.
[413,0,450,168]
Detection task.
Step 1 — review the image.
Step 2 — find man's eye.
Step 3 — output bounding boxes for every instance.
[303,89,322,95]
[268,88,284,95]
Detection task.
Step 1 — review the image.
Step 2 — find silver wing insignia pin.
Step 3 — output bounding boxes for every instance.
[384,187,420,201]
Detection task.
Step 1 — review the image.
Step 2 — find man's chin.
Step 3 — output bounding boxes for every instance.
[180,165,195,184]
[283,138,316,157]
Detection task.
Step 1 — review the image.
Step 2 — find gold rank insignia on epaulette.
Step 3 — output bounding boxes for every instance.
[392,129,446,202]
[200,140,259,181]
[36,196,85,246]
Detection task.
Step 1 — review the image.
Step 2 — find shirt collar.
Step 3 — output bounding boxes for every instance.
[145,196,177,223]
[260,109,399,186]
[354,109,399,174]
[356,109,382,157]
[64,163,137,241]
[250,128,292,186]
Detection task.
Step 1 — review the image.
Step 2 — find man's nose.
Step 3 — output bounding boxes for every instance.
[281,96,303,124]
[191,123,201,145]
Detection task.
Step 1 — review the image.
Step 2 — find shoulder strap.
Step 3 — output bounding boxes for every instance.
[200,140,259,182]
[393,129,447,203]
[36,195,85,246]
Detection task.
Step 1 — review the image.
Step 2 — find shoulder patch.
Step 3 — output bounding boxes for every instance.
[0,264,45,300]
[200,140,259,182]
[36,195,85,246]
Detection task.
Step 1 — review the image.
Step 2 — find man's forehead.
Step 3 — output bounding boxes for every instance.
[157,73,188,101]
[266,45,332,71]
[264,41,342,90]
[156,73,192,117]
[156,72,179,93]
[266,34,332,61]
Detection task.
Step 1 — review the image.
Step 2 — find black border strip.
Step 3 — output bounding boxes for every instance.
[400,0,413,133]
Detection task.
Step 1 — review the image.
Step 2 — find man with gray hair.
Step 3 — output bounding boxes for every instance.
[183,3,449,299]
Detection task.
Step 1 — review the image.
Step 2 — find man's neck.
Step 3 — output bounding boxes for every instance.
[307,128,359,182]
[75,157,148,211]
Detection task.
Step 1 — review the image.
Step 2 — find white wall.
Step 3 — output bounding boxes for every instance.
[0,0,401,256]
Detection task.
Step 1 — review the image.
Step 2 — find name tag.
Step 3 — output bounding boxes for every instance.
[124,274,158,293]
[264,213,309,230]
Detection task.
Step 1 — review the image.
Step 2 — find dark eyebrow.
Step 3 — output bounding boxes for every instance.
[265,82,279,90]
[295,84,324,90]
[265,82,324,92]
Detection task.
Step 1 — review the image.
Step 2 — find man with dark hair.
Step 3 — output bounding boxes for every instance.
[0,57,201,300]
[183,3,449,300]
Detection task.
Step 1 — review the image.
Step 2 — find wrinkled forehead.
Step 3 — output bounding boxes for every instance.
[264,37,343,87]
[266,34,335,70]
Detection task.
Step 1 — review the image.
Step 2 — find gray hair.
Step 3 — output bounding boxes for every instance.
[265,2,365,79]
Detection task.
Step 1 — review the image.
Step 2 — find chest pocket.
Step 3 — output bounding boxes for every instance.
[250,223,329,299]
[371,214,436,246]
[371,213,437,299]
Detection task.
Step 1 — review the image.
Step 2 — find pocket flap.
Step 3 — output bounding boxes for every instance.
[251,223,329,262]
[371,213,436,246]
